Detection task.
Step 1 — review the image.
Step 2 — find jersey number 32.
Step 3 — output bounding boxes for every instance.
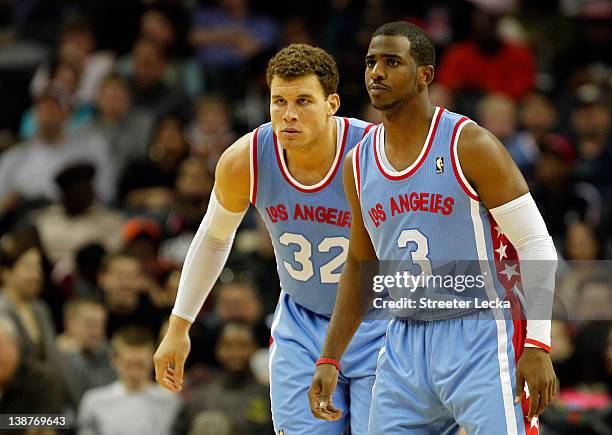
[278,232,349,284]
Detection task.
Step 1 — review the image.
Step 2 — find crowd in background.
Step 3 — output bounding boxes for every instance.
[0,0,610,434]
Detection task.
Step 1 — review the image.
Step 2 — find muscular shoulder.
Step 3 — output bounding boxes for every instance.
[457,122,528,208]
[457,122,504,162]
[215,132,252,211]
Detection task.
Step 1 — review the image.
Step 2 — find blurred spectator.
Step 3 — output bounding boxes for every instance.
[30,16,114,106]
[0,315,63,434]
[186,410,233,435]
[160,158,213,264]
[0,88,116,210]
[118,115,188,212]
[530,138,598,241]
[124,38,191,121]
[73,243,107,298]
[476,93,538,174]
[77,326,181,435]
[190,0,278,96]
[190,280,269,368]
[121,218,166,278]
[228,217,281,316]
[519,92,560,143]
[117,4,202,97]
[21,60,93,139]
[575,277,612,322]
[570,87,612,197]
[280,16,315,47]
[148,268,180,314]
[232,52,271,130]
[564,221,602,261]
[97,252,163,337]
[175,321,272,435]
[543,321,612,435]
[550,321,577,386]
[437,9,536,101]
[58,298,116,403]
[0,226,74,404]
[186,96,237,172]
[82,74,154,172]
[30,162,125,270]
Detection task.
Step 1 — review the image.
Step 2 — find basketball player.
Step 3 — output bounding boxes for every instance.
[308,22,557,434]
[153,44,387,434]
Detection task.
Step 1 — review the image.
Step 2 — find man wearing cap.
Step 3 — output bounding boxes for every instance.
[31,162,125,268]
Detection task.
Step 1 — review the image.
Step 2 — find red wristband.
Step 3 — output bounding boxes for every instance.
[525,338,551,353]
[316,357,341,371]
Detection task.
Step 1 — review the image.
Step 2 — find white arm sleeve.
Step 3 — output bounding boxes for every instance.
[490,193,557,351]
[171,190,246,322]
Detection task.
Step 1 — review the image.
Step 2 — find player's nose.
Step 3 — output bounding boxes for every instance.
[282,103,298,122]
[369,62,385,81]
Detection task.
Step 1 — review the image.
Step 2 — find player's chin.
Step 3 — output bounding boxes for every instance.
[370,97,398,111]
[278,136,306,150]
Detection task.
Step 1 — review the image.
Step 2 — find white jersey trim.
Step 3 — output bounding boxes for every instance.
[275,117,345,191]
[375,106,441,177]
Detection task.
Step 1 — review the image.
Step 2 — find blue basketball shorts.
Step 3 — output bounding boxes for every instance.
[269,291,388,435]
[369,308,538,435]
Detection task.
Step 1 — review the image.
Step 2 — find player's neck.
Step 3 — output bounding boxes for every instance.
[382,97,435,151]
[283,118,337,184]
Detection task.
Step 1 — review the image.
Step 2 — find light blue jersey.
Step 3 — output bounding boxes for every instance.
[252,116,373,317]
[250,117,388,435]
[354,107,535,434]
[356,107,512,321]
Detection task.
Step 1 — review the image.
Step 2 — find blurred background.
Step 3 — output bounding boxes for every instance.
[0,0,610,434]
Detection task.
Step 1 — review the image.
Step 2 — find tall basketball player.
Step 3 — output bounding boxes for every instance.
[309,22,557,434]
[153,44,387,434]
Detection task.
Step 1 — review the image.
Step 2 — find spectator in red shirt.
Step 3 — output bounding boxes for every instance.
[437,10,535,100]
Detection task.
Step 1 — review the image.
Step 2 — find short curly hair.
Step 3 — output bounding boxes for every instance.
[266,44,339,97]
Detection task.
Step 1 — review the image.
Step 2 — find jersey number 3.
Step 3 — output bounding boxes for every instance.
[278,232,349,283]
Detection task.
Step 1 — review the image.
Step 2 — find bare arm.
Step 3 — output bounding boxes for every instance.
[320,149,378,360]
[308,149,378,421]
[458,123,529,208]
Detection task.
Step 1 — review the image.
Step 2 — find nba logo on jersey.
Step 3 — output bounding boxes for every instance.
[436,156,444,173]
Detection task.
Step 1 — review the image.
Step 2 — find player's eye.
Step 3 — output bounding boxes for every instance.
[274,99,286,105]
[365,59,376,68]
[298,98,310,104]
[388,59,399,67]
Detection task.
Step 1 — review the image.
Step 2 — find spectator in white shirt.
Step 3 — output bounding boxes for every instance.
[77,325,181,435]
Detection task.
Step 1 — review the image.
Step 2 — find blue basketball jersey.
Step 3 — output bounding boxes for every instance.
[251,117,373,316]
[356,107,513,320]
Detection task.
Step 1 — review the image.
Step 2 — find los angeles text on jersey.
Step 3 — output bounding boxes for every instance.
[265,203,351,228]
[368,191,455,228]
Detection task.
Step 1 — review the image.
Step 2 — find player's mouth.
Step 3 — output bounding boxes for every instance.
[281,128,301,138]
[368,83,391,96]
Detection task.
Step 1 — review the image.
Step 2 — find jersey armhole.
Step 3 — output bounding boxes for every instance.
[249,127,259,205]
[352,143,361,201]
[450,118,480,201]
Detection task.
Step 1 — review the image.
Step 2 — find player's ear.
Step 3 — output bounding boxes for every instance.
[418,65,434,90]
[327,93,340,116]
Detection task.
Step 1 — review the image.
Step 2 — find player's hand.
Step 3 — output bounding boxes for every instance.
[308,363,342,421]
[515,347,556,420]
[153,315,191,392]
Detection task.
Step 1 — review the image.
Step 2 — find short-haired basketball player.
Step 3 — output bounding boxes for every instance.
[153,44,387,434]
[309,22,557,435]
